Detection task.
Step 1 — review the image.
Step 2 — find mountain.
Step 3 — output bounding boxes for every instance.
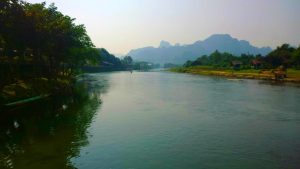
[127,34,272,64]
[159,40,172,48]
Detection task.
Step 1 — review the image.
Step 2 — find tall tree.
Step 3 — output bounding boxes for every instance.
[0,0,99,91]
[292,46,300,69]
[265,44,295,68]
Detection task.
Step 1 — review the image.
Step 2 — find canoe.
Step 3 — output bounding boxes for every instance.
[4,94,50,107]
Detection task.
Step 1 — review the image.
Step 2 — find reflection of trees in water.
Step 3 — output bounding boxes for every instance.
[0,75,109,169]
[77,73,110,101]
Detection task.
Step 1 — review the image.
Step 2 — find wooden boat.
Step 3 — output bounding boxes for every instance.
[4,94,50,107]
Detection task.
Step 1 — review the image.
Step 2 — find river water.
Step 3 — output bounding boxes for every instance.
[1,71,300,169]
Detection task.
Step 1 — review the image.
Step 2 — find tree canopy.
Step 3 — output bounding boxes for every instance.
[0,0,99,103]
[0,0,98,85]
[184,44,300,69]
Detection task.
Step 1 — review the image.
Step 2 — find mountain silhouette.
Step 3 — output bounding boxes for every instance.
[127,34,272,64]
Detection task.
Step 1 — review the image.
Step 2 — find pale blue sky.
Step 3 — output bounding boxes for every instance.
[26,0,300,55]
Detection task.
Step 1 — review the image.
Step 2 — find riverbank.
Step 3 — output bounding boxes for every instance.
[170,66,300,83]
[0,77,75,107]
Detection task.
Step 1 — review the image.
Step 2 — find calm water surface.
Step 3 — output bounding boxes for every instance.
[1,71,300,169]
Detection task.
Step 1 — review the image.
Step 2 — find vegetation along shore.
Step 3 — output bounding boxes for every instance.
[170,44,300,83]
[170,66,300,83]
[0,1,154,107]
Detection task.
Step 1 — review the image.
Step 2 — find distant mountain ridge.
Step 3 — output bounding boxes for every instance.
[127,34,272,64]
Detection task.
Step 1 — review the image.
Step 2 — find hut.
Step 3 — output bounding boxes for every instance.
[251,59,262,69]
[272,70,287,80]
[272,65,287,80]
[231,61,242,70]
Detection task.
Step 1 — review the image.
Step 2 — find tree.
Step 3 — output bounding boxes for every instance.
[292,46,300,69]
[184,60,193,67]
[209,50,222,66]
[98,48,123,67]
[122,56,133,66]
[0,1,99,96]
[265,44,295,68]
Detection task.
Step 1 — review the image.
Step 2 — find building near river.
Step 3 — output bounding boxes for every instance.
[231,61,242,69]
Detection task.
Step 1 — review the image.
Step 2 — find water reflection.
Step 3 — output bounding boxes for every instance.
[1,71,300,169]
[0,74,108,169]
[258,80,300,88]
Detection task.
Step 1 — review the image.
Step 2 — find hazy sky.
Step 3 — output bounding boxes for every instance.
[26,0,300,55]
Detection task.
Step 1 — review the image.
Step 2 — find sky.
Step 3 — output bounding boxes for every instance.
[26,0,300,55]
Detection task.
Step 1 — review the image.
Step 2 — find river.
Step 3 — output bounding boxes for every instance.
[1,71,300,169]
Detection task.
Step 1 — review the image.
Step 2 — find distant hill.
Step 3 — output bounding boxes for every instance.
[82,48,125,72]
[98,48,123,67]
[127,34,272,64]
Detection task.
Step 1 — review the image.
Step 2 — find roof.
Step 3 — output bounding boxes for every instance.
[231,61,242,65]
[251,59,262,65]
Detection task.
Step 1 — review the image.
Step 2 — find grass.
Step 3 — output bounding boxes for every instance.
[286,69,300,79]
[170,66,300,83]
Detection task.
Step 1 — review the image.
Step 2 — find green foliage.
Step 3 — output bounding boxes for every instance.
[0,1,101,103]
[184,44,300,70]
[122,56,133,66]
[265,44,295,68]
[184,50,249,69]
[0,0,98,86]
[292,46,300,69]
[83,49,138,72]
[98,48,122,67]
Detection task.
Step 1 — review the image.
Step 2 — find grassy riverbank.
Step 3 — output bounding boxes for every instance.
[170,66,300,83]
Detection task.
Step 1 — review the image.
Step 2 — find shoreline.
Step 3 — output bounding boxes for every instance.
[169,67,300,83]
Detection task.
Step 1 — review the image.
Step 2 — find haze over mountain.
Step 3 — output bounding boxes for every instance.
[128,34,272,64]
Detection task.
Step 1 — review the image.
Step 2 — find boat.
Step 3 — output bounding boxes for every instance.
[1,94,50,112]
